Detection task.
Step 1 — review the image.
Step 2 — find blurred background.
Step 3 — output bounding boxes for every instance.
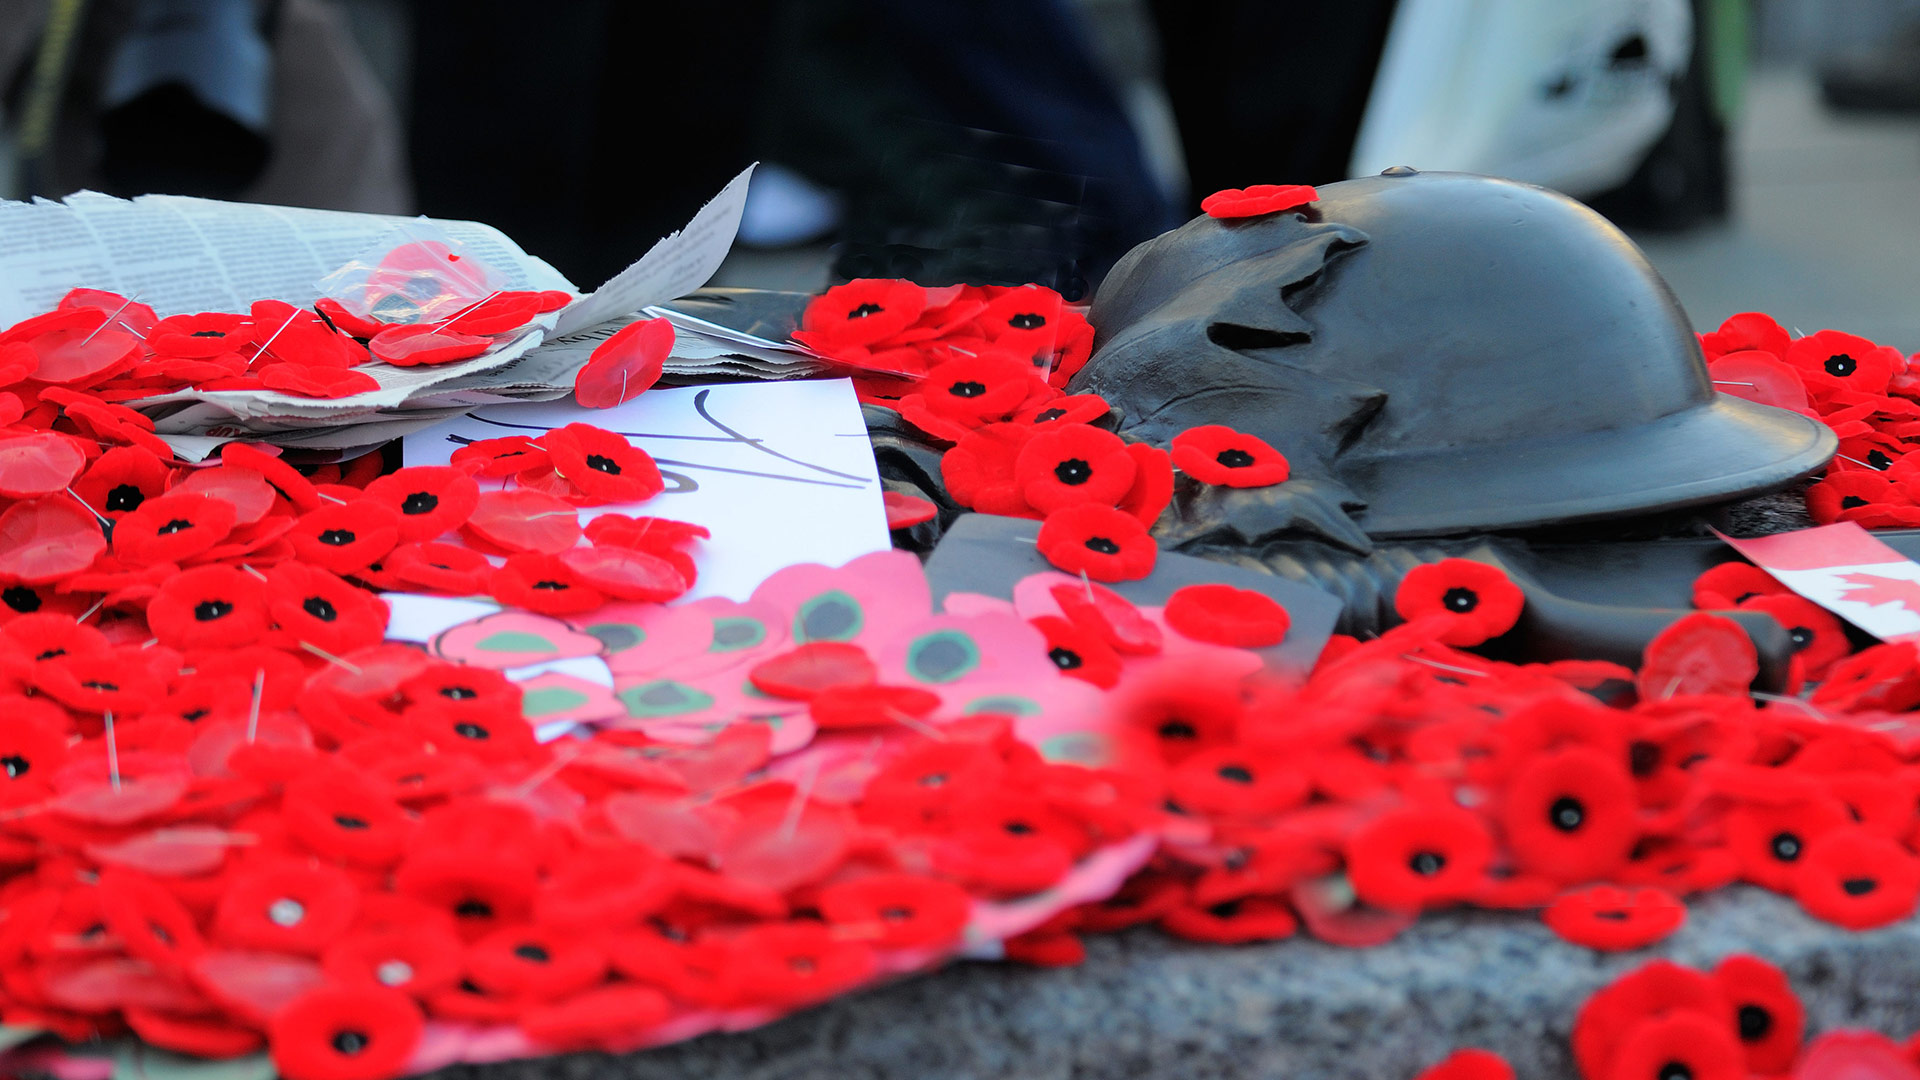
[1,0,1917,347]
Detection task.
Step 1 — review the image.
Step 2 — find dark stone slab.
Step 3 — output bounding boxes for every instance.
[434,888,1920,1080]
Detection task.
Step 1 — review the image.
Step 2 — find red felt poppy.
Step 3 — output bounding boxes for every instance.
[33,648,165,714]
[213,859,361,956]
[215,443,321,513]
[1164,583,1291,648]
[796,279,929,351]
[723,921,877,1007]
[1169,424,1291,487]
[269,982,424,1080]
[281,771,412,869]
[393,848,537,937]
[258,364,380,399]
[1542,885,1685,951]
[1785,329,1900,397]
[434,290,544,336]
[1572,960,1734,1080]
[883,490,939,530]
[0,496,108,584]
[518,983,674,1050]
[942,423,1040,517]
[1393,559,1525,646]
[935,791,1085,894]
[1166,745,1311,821]
[463,924,607,1001]
[362,466,481,543]
[146,565,272,650]
[1159,896,1300,944]
[1737,593,1849,680]
[559,543,689,602]
[538,422,665,505]
[1723,795,1850,892]
[1806,471,1913,525]
[1036,504,1157,582]
[816,873,971,948]
[1012,393,1108,427]
[532,845,674,931]
[151,313,253,359]
[1700,311,1792,361]
[1201,184,1318,218]
[367,323,491,366]
[321,924,464,998]
[97,867,207,971]
[918,350,1041,422]
[1343,802,1493,911]
[384,541,493,595]
[1637,613,1758,700]
[749,641,877,700]
[450,435,549,478]
[1012,422,1137,514]
[110,490,238,566]
[0,432,86,499]
[313,297,389,339]
[1052,580,1162,655]
[287,500,402,575]
[0,705,70,788]
[1604,1010,1746,1080]
[1113,441,1176,527]
[462,488,581,554]
[576,316,673,408]
[1811,642,1920,713]
[1030,613,1123,688]
[1794,826,1920,929]
[71,446,174,521]
[1690,562,1785,609]
[488,552,608,615]
[1413,1050,1515,1080]
[1709,954,1804,1076]
[1499,746,1639,883]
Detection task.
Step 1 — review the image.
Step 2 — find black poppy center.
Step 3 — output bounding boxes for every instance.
[1657,1063,1693,1080]
[36,648,64,660]
[1008,312,1047,330]
[2,755,29,779]
[83,679,119,691]
[331,1030,370,1056]
[1218,764,1255,784]
[1548,796,1585,832]
[1825,353,1857,377]
[189,329,227,338]
[1004,820,1036,836]
[318,528,357,546]
[1443,587,1480,613]
[1842,876,1879,896]
[156,518,194,535]
[847,302,885,319]
[440,686,478,700]
[1408,851,1447,876]
[1788,626,1812,649]
[586,454,621,475]
[514,943,552,962]
[881,906,913,921]
[1084,536,1120,555]
[401,491,439,515]
[1215,448,1256,468]
[105,484,145,512]
[1769,832,1802,861]
[948,380,987,398]
[2,586,40,613]
[1869,449,1893,470]
[1034,408,1066,422]
[532,580,568,590]
[1157,719,1198,741]
[1048,647,1083,671]
[1629,741,1662,777]
[303,596,338,621]
[455,899,494,919]
[333,814,369,830]
[1737,1004,1773,1042]
[194,599,235,621]
[1053,458,1092,485]
[1841,495,1870,509]
[453,722,490,740]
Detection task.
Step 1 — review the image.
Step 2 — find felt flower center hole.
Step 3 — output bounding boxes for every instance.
[1629,741,1662,777]
[455,899,493,919]
[847,303,884,320]
[1443,587,1480,613]
[514,943,551,963]
[1084,536,1120,555]
[532,580,568,590]
[333,814,369,830]
[586,454,621,475]
[881,906,913,922]
[1408,851,1446,876]
[440,686,478,699]
[189,329,227,338]
[267,898,306,926]
[1003,820,1036,836]
[948,381,988,399]
[1658,1062,1692,1080]
[1869,449,1893,469]
[105,484,145,512]
[1548,796,1585,832]
[36,648,65,660]
[193,599,234,621]
[376,960,414,986]
[1008,312,1047,330]
[2,587,40,612]
[1158,719,1198,741]
[1825,354,1857,377]
[156,518,194,535]
[1841,877,1878,896]
[1770,833,1802,861]
[331,1030,370,1056]
[453,722,490,740]
[401,492,439,515]
[1841,495,1870,509]
[1,755,28,779]
[304,596,338,621]
[788,955,817,973]
[1048,647,1083,671]
[1788,626,1813,649]
[318,529,357,545]
[1214,448,1255,468]
[1053,458,1092,485]
[82,680,119,692]
[1217,764,1254,784]
[1033,408,1066,422]
[1738,1005,1773,1041]
[917,772,947,788]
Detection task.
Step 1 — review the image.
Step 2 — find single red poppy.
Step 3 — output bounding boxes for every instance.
[1637,613,1758,700]
[1170,424,1291,487]
[1709,954,1804,1076]
[266,563,388,656]
[1810,642,1920,713]
[1159,896,1299,943]
[287,501,403,575]
[576,316,673,408]
[749,641,877,699]
[1785,329,1900,397]
[816,872,971,948]
[918,350,1040,421]
[884,490,940,530]
[1052,580,1163,655]
[32,648,165,714]
[1163,583,1291,648]
[1413,1049,1515,1080]
[151,313,252,359]
[384,541,494,595]
[538,422,665,505]
[1604,1010,1746,1080]
[362,466,480,542]
[1030,613,1124,688]
[462,488,582,554]
[111,491,238,566]
[1723,797,1850,892]
[559,543,689,602]
[464,924,607,1001]
[1012,393,1108,427]
[1805,471,1909,525]
[974,285,1068,352]
[0,432,86,499]
[1393,559,1525,646]
[723,921,877,1007]
[857,741,1006,830]
[71,446,174,521]
[518,983,674,1050]
[450,435,549,478]
[489,551,610,615]
[1036,504,1157,582]
[1794,826,1920,929]
[58,286,159,334]
[0,705,70,789]
[1798,1031,1920,1080]
[281,771,413,869]
[941,423,1040,517]
[1737,593,1849,680]
[1542,885,1685,951]
[796,279,929,351]
[1690,562,1785,609]
[367,323,491,367]
[1343,802,1493,911]
[258,364,379,399]
[533,844,675,929]
[604,930,734,1006]
[1700,311,1791,361]
[935,791,1085,894]
[1116,677,1242,765]
[1011,422,1137,514]
[213,859,361,956]
[406,702,540,766]
[1499,746,1639,883]
[434,290,544,335]
[1167,745,1311,821]
[321,923,464,998]
[393,849,536,938]
[1572,960,1734,1080]
[1200,183,1318,218]
[0,496,108,584]
[268,982,424,1080]
[146,565,272,650]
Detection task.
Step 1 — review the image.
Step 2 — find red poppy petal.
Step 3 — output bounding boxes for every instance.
[1164,583,1291,647]
[0,433,87,497]
[576,317,673,408]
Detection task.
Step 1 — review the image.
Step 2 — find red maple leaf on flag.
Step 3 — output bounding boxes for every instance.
[1836,572,1920,611]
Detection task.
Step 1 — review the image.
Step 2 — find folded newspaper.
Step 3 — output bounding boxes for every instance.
[0,164,827,460]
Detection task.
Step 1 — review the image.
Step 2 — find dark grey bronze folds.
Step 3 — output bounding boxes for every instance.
[1072,169,1837,544]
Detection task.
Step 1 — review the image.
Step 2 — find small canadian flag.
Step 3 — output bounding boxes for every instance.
[1719,523,1920,642]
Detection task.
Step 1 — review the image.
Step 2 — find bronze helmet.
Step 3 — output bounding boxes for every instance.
[1072,170,1836,539]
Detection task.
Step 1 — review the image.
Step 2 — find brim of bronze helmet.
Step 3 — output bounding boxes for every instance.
[1344,393,1836,538]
